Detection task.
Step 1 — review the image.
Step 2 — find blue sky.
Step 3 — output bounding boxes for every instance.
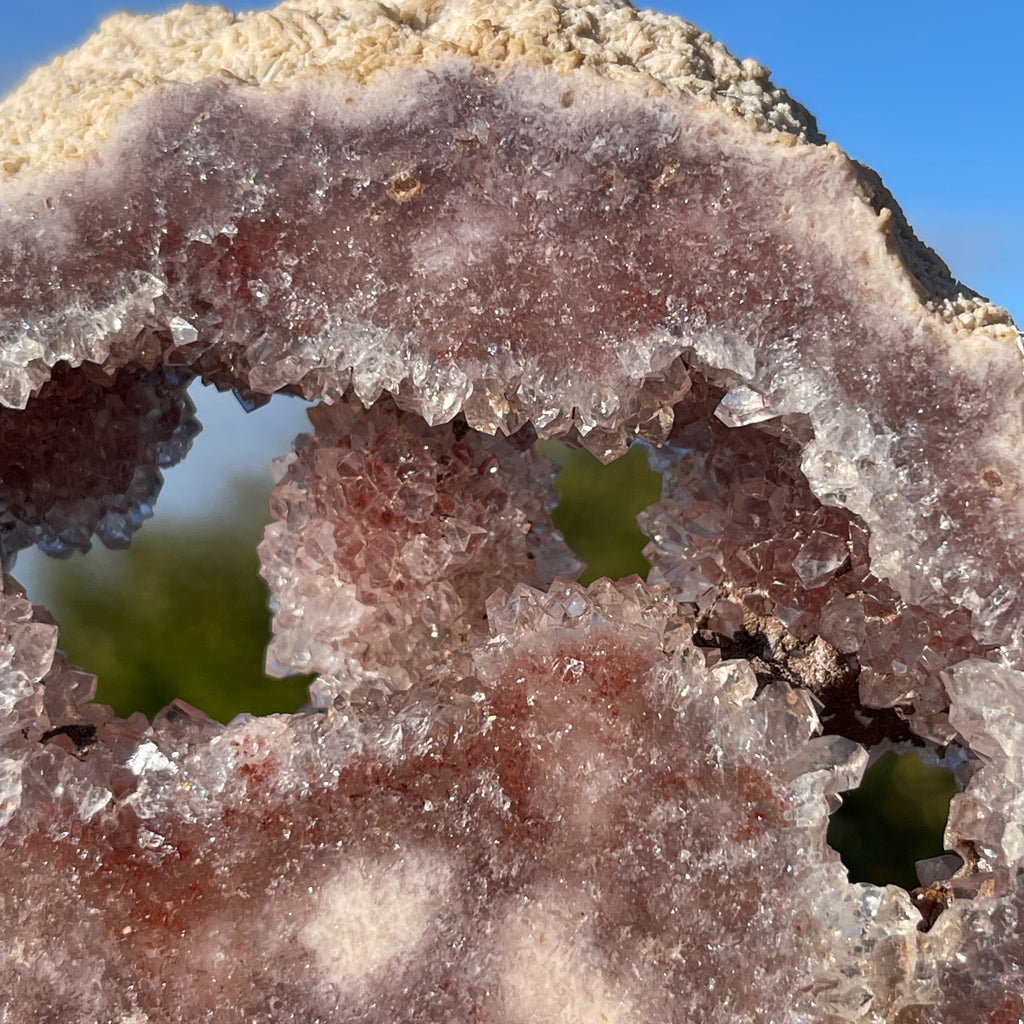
[2,0,1022,543]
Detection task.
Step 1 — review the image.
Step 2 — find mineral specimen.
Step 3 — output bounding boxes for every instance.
[1,0,1022,1021]
[0,365,199,563]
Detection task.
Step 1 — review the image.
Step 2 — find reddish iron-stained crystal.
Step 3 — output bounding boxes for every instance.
[1,1,1023,1021]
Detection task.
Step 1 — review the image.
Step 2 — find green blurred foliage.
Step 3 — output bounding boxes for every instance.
[541,441,662,583]
[36,479,311,724]
[827,751,958,890]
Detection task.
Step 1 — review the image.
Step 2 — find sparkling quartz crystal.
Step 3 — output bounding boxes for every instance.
[0,365,198,562]
[259,396,579,701]
[1,0,1022,1021]
[0,582,922,1022]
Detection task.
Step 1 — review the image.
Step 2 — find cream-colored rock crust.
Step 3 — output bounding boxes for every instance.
[0,0,816,184]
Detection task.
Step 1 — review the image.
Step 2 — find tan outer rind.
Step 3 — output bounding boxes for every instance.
[0,0,819,184]
[0,0,1014,337]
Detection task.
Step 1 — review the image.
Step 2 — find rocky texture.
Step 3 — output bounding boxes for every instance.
[1,0,1023,1021]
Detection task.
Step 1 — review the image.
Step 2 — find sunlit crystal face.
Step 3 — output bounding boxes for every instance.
[2,0,1024,1020]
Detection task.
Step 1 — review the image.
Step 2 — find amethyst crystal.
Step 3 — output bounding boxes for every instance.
[0,2,1021,1020]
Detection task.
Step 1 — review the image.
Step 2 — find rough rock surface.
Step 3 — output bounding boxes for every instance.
[1,1,1022,1021]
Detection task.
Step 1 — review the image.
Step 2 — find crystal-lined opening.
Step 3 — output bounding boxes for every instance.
[16,383,312,721]
[2,0,1022,1016]
[827,751,960,892]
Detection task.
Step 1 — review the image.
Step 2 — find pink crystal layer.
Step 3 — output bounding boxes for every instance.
[1,12,1023,1024]
[641,380,993,743]
[1,63,1019,649]
[259,396,579,700]
[0,583,913,1022]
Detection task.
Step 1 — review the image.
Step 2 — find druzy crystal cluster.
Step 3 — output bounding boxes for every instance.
[1,1,1022,1021]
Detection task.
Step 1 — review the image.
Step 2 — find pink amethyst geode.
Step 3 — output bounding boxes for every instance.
[1,1,1023,1021]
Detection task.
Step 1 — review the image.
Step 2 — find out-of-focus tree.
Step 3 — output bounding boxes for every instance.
[543,441,663,584]
[827,750,958,891]
[35,478,311,723]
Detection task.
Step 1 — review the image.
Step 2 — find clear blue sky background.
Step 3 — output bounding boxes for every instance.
[2,0,1022,539]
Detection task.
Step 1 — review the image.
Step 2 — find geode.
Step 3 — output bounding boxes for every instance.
[1,1,1022,1021]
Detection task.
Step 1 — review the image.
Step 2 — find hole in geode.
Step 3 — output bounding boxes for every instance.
[541,441,662,584]
[827,750,960,891]
[16,381,313,723]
